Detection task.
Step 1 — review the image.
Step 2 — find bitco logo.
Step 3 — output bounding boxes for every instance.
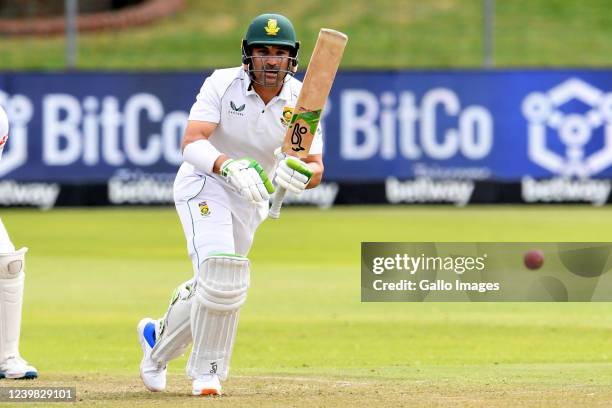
[522,78,612,177]
[0,90,188,177]
[340,89,493,161]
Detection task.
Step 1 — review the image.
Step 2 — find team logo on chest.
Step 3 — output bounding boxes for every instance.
[229,101,246,117]
[198,201,211,217]
[281,106,294,127]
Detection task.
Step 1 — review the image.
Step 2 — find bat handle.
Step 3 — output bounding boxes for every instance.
[269,186,287,219]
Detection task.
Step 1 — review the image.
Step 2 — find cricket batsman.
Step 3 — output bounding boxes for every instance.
[0,105,38,380]
[137,13,323,395]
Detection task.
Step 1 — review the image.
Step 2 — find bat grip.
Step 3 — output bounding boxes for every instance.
[269,186,287,219]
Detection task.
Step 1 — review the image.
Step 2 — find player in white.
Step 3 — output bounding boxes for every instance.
[137,13,323,395]
[0,105,38,380]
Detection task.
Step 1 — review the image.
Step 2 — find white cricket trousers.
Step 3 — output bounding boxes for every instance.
[0,219,15,253]
[173,163,268,277]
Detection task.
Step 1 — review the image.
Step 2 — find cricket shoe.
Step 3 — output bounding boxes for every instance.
[0,356,38,379]
[137,317,166,392]
[192,374,222,396]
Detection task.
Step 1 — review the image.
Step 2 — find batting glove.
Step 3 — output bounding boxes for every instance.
[220,158,275,203]
[274,154,313,195]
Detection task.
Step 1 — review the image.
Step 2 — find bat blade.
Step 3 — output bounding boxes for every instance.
[282,28,348,157]
[269,28,348,219]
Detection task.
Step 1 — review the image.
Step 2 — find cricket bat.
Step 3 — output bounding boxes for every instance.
[269,28,348,219]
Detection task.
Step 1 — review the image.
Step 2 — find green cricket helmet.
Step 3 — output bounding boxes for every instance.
[244,13,299,50]
[242,13,300,86]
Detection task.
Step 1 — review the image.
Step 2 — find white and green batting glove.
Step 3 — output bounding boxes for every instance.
[274,156,313,195]
[220,158,275,203]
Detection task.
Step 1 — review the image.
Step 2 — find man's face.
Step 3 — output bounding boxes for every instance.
[249,45,292,87]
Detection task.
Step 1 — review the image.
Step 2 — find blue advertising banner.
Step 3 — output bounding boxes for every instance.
[1,70,612,183]
[0,72,203,182]
[328,71,612,182]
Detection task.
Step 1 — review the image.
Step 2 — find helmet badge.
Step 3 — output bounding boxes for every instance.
[264,19,280,36]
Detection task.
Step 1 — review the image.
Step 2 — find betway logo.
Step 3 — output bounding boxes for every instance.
[108,169,174,204]
[386,177,474,206]
[522,177,611,206]
[0,181,60,209]
[341,89,493,161]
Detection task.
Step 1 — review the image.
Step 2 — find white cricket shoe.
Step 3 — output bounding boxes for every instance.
[0,356,38,379]
[137,318,166,392]
[192,373,222,396]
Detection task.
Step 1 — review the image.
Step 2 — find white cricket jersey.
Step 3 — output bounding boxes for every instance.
[0,105,8,162]
[186,66,323,181]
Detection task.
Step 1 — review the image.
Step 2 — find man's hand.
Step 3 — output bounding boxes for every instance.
[220,158,275,203]
[274,155,313,195]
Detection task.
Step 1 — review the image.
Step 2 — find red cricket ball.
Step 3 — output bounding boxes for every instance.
[524,249,544,270]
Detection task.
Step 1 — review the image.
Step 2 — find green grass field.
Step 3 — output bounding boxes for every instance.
[3,0,612,69]
[1,205,612,407]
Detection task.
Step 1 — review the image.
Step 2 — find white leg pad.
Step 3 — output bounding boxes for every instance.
[186,255,250,380]
[150,279,194,365]
[0,248,27,361]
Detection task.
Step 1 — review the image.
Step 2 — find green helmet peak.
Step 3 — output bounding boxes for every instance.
[243,13,299,50]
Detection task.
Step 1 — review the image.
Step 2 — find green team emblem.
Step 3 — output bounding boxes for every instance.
[198,201,211,217]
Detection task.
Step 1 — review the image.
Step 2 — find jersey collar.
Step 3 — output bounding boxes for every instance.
[243,69,257,96]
